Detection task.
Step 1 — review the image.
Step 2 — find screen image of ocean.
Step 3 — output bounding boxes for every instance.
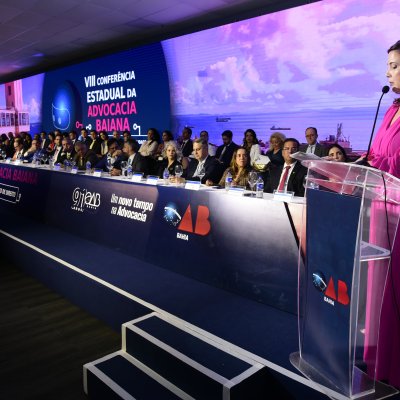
[171,106,389,152]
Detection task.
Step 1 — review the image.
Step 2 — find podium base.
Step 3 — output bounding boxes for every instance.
[290,352,398,400]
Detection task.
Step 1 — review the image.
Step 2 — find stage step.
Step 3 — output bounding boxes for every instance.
[84,311,275,399]
[121,312,270,400]
[83,350,190,399]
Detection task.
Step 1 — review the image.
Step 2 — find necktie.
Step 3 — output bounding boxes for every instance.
[219,146,226,161]
[194,161,204,177]
[278,166,291,191]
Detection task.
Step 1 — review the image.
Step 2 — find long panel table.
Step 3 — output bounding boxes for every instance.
[0,161,304,315]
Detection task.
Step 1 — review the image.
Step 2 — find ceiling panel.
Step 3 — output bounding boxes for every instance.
[0,5,23,24]
[0,0,316,83]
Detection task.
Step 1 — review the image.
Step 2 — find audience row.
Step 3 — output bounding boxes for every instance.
[0,127,350,197]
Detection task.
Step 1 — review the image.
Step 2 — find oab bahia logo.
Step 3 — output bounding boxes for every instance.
[312,270,350,307]
[163,203,211,241]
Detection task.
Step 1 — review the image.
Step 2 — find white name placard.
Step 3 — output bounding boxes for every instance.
[273,190,294,201]
[185,180,201,191]
[146,175,159,185]
[131,173,143,182]
[227,187,245,196]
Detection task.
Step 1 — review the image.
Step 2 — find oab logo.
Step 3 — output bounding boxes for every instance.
[71,187,101,213]
[312,270,350,307]
[163,203,211,241]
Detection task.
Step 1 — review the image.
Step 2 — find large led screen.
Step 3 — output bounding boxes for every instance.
[162,0,400,152]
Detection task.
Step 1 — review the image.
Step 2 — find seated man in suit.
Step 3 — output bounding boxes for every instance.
[299,127,328,157]
[111,138,148,176]
[69,130,78,145]
[96,138,123,171]
[179,127,193,158]
[176,138,223,185]
[88,129,102,156]
[12,137,25,160]
[49,134,63,162]
[265,138,307,197]
[58,137,76,165]
[79,128,92,146]
[215,130,239,169]
[22,138,41,162]
[199,130,217,156]
[73,142,98,170]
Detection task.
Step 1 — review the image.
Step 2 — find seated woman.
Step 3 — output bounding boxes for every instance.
[326,143,349,162]
[139,128,160,174]
[242,129,261,166]
[155,130,174,160]
[157,142,183,177]
[264,132,285,167]
[46,132,56,153]
[219,147,252,189]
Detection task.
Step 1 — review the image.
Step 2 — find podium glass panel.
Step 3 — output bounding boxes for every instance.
[290,160,400,400]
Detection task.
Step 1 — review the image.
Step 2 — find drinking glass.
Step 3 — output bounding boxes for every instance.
[248,171,258,196]
[175,164,183,186]
[120,161,128,177]
[106,157,113,173]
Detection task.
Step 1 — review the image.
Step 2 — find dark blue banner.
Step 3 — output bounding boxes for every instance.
[301,189,361,394]
[0,164,302,314]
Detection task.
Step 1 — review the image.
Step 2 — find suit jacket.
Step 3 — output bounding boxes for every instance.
[180,139,193,158]
[299,142,328,157]
[89,138,102,155]
[184,156,224,184]
[156,159,181,178]
[215,142,239,168]
[40,138,50,150]
[58,149,76,165]
[114,153,149,175]
[73,150,98,170]
[265,162,307,197]
[50,146,63,163]
[79,137,93,147]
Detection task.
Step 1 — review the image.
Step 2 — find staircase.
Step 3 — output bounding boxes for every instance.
[83,312,272,399]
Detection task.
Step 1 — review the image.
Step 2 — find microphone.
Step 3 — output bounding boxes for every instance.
[356,85,390,166]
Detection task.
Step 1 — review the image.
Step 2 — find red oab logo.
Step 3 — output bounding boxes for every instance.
[324,277,350,306]
[163,203,211,241]
[178,205,210,236]
[312,271,350,306]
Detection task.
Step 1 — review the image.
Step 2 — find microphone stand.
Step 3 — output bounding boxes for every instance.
[355,86,390,166]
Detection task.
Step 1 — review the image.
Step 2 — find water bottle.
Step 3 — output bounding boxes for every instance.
[163,168,170,185]
[256,176,264,198]
[32,153,37,166]
[127,165,133,178]
[225,171,233,190]
[85,161,91,174]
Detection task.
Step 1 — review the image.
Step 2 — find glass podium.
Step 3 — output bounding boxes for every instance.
[290,160,400,400]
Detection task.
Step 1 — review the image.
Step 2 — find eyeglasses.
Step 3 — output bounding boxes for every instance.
[283,147,298,152]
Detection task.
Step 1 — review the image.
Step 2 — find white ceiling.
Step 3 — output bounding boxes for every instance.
[0,0,314,84]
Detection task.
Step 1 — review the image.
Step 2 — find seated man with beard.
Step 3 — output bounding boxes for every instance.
[111,138,148,176]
